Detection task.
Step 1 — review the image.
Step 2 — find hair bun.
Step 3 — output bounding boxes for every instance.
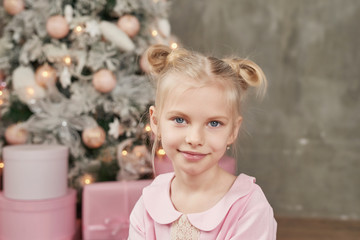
[146,44,172,74]
[223,58,267,98]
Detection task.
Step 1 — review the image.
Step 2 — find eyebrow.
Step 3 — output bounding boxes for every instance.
[165,111,188,118]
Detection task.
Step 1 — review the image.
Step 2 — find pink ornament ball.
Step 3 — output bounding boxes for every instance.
[5,124,28,145]
[35,64,57,87]
[117,14,140,38]
[139,53,151,73]
[82,126,106,149]
[3,0,24,15]
[46,15,69,39]
[92,69,117,93]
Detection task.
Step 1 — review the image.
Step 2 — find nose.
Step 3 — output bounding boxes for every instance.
[185,125,204,147]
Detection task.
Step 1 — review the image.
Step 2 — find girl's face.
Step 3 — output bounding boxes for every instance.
[150,76,242,176]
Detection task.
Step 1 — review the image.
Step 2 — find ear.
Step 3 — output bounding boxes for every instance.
[227,116,242,145]
[149,106,158,136]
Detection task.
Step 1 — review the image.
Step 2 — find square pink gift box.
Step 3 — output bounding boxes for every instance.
[82,179,152,240]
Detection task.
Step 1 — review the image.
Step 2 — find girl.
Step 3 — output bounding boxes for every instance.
[129,45,277,239]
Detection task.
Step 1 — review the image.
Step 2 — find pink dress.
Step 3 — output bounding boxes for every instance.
[129,173,277,239]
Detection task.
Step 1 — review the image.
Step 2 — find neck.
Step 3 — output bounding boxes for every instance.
[172,165,222,193]
[170,165,236,214]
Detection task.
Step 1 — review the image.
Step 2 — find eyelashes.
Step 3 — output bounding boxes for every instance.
[171,117,223,128]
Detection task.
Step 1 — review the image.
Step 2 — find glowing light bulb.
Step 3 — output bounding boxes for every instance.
[0,90,3,96]
[122,150,128,156]
[81,174,94,185]
[145,124,151,132]
[42,71,49,78]
[171,42,178,49]
[157,148,166,156]
[151,30,158,37]
[0,162,4,169]
[75,25,83,33]
[63,56,72,65]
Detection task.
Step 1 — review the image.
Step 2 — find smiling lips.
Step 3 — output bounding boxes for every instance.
[179,150,208,161]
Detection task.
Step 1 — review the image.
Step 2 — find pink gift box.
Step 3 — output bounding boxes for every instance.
[154,154,237,175]
[0,189,76,240]
[82,179,152,240]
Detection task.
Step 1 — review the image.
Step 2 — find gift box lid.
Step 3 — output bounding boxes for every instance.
[0,189,76,212]
[3,144,68,161]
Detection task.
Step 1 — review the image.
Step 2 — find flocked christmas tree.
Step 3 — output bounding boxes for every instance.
[0,0,178,192]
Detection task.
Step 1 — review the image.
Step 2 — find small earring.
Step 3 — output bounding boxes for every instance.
[226,145,230,150]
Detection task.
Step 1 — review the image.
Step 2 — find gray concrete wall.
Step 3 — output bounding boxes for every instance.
[169,0,360,220]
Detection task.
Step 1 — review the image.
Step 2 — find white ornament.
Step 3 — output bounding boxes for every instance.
[99,21,135,52]
[157,18,171,37]
[60,67,71,88]
[12,66,45,103]
[85,20,101,38]
[108,118,124,139]
[64,5,73,23]
[12,66,36,90]
[4,123,28,145]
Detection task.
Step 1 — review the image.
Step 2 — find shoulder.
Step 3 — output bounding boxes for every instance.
[224,174,277,238]
[240,174,271,205]
[230,173,273,213]
[186,173,265,231]
[229,176,277,239]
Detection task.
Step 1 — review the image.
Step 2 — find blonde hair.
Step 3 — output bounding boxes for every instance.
[146,44,267,159]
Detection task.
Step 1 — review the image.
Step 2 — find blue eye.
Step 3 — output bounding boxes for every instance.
[174,117,185,124]
[209,121,220,127]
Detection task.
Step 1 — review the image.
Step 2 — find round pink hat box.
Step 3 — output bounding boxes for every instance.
[0,189,76,240]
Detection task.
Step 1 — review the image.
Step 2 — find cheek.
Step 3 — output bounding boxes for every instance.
[208,135,227,151]
[207,132,230,152]
[159,124,182,149]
